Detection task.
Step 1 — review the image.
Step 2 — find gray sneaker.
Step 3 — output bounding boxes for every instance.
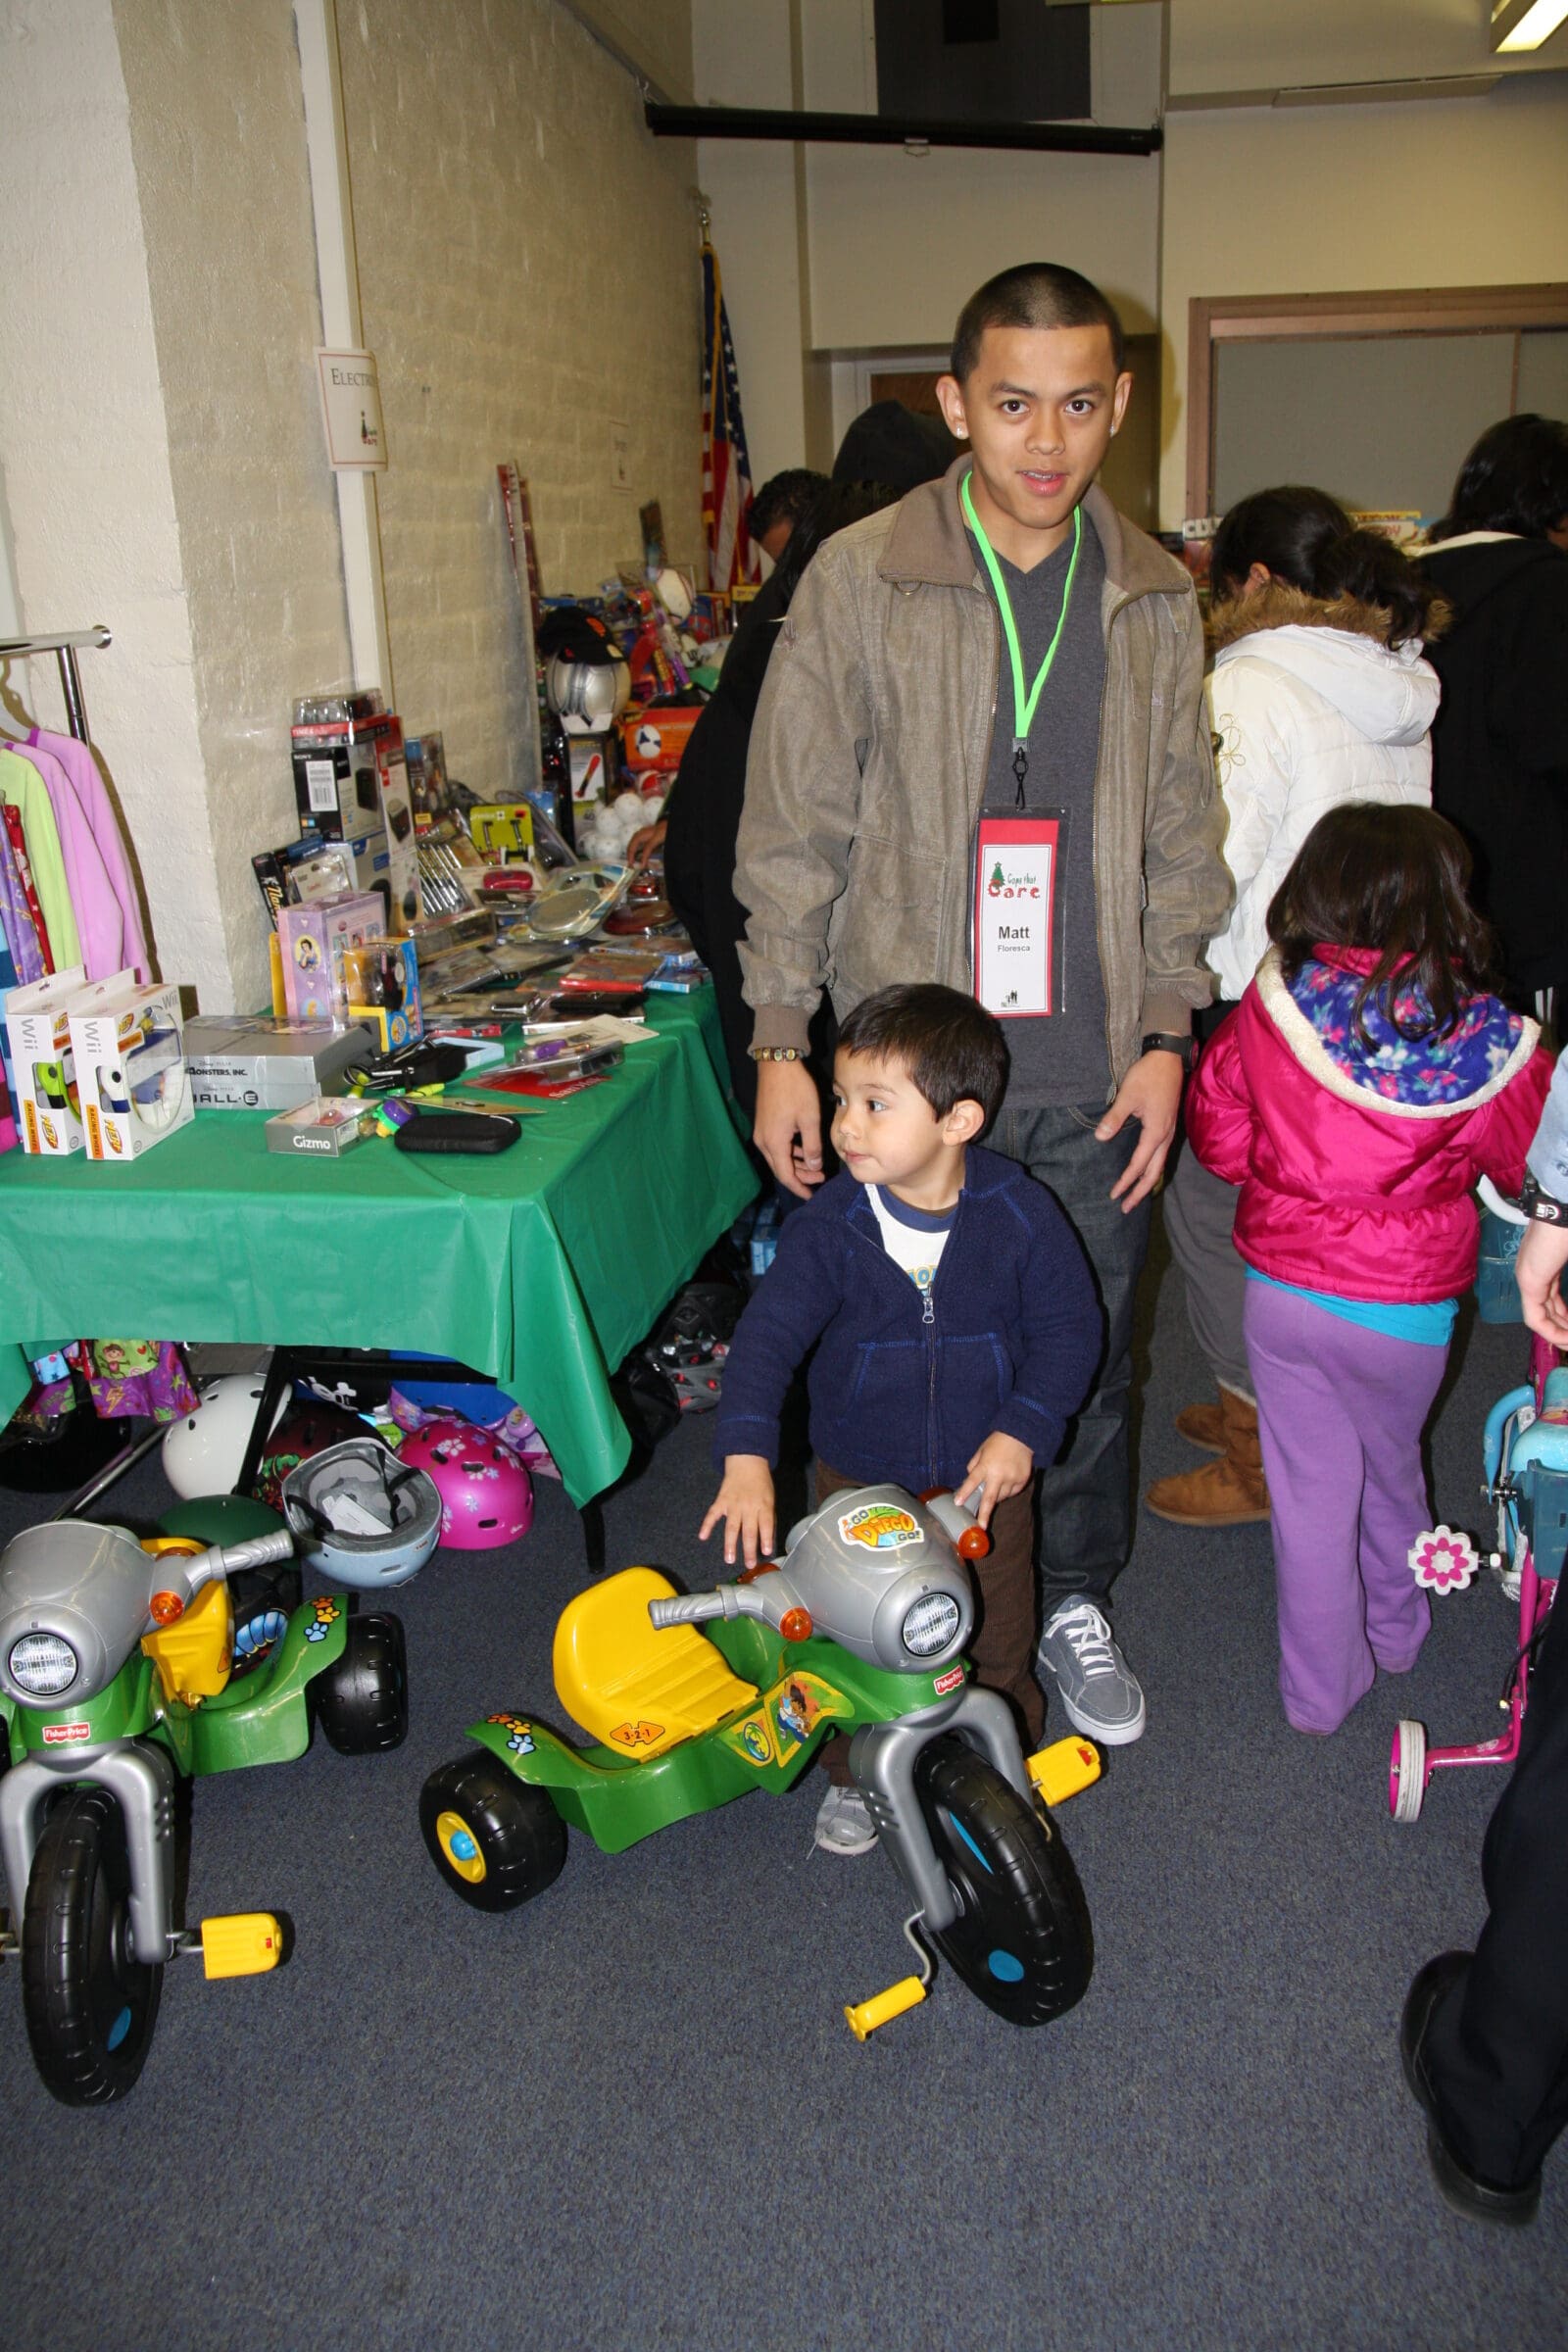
[1038,1599,1147,1745]
[814,1784,878,1856]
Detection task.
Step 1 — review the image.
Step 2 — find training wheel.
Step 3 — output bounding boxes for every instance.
[1390,1719,1428,1824]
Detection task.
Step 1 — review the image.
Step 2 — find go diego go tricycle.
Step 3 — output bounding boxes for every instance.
[421,1483,1100,2036]
[0,1512,407,2104]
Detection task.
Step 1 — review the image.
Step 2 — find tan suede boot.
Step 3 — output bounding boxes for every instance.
[1145,1389,1271,1526]
[1174,1398,1225,1453]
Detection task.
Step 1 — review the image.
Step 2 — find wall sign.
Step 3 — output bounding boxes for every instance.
[317,348,387,470]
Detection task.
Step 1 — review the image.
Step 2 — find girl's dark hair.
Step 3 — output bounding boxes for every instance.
[1210,484,1441,649]
[836,983,1009,1130]
[1427,414,1568,545]
[771,478,901,609]
[1265,804,1497,1043]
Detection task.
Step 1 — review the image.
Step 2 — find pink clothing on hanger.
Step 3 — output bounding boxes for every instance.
[24,727,150,981]
[7,740,125,983]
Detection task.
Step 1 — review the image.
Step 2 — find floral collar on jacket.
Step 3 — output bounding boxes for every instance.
[1252,945,1537,1117]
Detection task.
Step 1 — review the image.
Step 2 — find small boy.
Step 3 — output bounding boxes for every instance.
[702,983,1102,1856]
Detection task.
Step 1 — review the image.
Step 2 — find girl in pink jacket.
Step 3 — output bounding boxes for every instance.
[1186,805,1553,1735]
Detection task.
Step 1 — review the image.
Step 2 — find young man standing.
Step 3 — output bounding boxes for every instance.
[734,263,1229,1747]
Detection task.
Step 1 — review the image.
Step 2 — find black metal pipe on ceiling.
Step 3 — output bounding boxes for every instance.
[646,102,1161,159]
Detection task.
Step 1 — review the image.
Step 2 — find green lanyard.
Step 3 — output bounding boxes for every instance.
[961,469,1083,806]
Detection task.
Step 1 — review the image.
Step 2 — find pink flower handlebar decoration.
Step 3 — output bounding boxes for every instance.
[1407,1524,1481,1593]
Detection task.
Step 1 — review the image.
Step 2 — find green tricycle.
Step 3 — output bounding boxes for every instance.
[421,1483,1100,2036]
[0,1504,407,2104]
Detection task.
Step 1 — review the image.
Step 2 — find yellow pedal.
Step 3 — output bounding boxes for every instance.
[844,1976,927,2042]
[200,1912,283,1980]
[1026,1736,1102,1808]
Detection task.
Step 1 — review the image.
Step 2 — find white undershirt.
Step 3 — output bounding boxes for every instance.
[866,1184,956,1305]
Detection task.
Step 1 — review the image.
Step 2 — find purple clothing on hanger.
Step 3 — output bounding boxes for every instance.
[8,740,124,982]
[24,727,149,982]
[0,819,45,982]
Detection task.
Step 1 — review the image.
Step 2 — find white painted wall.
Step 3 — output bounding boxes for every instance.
[1,0,705,1011]
[0,0,231,1004]
[1159,75,1568,525]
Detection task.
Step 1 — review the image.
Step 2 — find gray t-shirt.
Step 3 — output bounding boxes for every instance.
[972,512,1110,1110]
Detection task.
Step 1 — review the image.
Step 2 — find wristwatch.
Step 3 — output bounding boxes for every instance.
[1520,1173,1567,1226]
[1141,1031,1198,1075]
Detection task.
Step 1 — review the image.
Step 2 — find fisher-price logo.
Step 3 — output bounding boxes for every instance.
[43,1722,92,1744]
[987,861,1040,900]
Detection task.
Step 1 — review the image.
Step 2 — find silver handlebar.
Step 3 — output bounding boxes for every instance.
[649,1585,769,1631]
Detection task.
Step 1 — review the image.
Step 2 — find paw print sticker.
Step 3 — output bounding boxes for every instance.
[487,1710,535,1756]
[304,1595,341,1643]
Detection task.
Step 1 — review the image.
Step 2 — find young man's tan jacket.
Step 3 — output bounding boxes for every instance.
[736,460,1230,1090]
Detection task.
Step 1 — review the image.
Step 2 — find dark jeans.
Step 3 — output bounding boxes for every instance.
[1421,1571,1568,2187]
[990,1101,1151,1614]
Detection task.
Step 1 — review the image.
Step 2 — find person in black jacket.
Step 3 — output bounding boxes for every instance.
[1417,415,1568,1028]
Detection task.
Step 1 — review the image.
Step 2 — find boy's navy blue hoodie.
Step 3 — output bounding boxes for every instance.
[713,1144,1102,1493]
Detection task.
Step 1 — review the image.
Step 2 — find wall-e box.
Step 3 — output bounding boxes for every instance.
[183,1015,372,1109]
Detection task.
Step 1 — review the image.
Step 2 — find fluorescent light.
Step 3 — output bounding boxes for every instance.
[1491,0,1568,52]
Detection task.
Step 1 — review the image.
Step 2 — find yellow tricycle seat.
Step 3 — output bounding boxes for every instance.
[553,1566,757,1760]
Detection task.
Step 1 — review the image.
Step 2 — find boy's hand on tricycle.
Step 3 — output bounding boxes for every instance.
[699,1454,776,1569]
[955,1433,1033,1530]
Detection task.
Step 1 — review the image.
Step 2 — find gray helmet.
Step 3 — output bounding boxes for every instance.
[281,1439,441,1589]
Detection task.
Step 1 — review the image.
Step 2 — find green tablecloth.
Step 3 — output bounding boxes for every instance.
[0,996,758,1503]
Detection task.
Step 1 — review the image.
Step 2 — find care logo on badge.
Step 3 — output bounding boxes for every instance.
[837,1503,921,1552]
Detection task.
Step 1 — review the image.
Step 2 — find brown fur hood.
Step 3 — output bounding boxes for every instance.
[1207,582,1448,656]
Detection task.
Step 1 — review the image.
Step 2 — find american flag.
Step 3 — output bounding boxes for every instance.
[702,240,760,591]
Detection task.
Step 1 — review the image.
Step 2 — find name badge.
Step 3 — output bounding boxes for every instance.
[974,813,1062,1017]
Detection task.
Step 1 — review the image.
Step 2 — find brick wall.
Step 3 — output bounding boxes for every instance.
[339,0,703,806]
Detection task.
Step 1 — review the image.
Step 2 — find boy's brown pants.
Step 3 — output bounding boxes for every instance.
[812,1459,1046,1787]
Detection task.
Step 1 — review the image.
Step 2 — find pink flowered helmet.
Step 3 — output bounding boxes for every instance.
[398,1417,534,1550]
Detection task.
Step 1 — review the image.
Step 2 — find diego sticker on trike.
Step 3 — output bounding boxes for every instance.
[837,1502,921,1552]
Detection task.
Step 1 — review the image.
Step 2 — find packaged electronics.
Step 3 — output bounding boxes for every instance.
[266,1097,378,1158]
[290,693,421,932]
[343,936,422,1053]
[71,977,192,1162]
[183,1014,373,1109]
[276,893,384,1022]
[5,964,89,1155]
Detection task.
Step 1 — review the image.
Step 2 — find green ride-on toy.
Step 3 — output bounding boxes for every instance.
[421,1483,1100,2037]
[0,1506,408,2105]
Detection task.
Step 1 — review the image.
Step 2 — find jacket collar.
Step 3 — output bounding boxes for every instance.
[1208,582,1433,654]
[1252,946,1540,1122]
[876,456,1185,602]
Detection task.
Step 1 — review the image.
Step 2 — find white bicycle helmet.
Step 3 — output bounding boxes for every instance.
[162,1374,286,1501]
[281,1438,442,1589]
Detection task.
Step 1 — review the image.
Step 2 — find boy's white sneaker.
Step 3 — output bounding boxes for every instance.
[814,1785,878,1856]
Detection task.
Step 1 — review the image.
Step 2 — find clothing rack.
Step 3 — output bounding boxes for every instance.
[0,625,112,745]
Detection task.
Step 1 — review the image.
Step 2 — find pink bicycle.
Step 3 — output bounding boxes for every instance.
[1389,1327,1564,1822]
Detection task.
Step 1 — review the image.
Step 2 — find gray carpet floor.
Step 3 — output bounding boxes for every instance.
[0,1205,1562,2350]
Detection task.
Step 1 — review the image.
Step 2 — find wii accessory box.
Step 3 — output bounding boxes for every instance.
[70,974,192,1162]
[4,963,89,1156]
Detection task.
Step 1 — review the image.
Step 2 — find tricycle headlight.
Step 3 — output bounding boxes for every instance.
[901,1592,961,1660]
[8,1630,80,1698]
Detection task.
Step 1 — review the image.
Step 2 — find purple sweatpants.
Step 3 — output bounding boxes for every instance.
[1244,1281,1446,1736]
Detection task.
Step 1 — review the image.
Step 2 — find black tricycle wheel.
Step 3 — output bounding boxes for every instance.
[912,1735,1092,2027]
[22,1787,165,2105]
[316,1613,408,1754]
[419,1753,567,1913]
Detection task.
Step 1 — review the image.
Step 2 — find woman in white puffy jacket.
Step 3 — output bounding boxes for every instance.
[1147,486,1447,1530]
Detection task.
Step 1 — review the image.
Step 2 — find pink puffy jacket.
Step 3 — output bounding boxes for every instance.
[1187,948,1553,1303]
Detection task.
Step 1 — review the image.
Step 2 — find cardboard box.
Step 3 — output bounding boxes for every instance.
[619,706,703,781]
[364,713,422,934]
[5,964,89,1155]
[183,1015,373,1109]
[276,893,384,1022]
[266,1097,377,1158]
[71,978,192,1162]
[343,937,422,1053]
[467,802,534,858]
